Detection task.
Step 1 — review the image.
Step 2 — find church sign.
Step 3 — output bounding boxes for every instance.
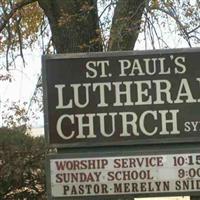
[46,151,200,199]
[42,48,200,148]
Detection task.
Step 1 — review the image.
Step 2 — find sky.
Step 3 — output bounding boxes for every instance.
[0,50,42,127]
[0,53,40,101]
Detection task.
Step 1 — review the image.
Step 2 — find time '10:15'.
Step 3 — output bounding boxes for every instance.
[173,155,200,166]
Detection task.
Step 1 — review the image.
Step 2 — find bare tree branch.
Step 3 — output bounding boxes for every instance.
[0,0,37,33]
[188,24,200,35]
[15,17,26,67]
[150,6,192,47]
[98,1,116,20]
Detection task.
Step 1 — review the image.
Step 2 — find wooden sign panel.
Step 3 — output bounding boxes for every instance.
[42,48,200,148]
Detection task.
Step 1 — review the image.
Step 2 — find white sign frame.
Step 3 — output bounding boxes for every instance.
[46,146,200,199]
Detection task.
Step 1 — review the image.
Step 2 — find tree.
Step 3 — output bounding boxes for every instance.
[0,0,199,70]
[0,0,200,199]
[0,126,46,199]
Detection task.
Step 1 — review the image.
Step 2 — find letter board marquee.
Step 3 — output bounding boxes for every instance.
[46,148,200,199]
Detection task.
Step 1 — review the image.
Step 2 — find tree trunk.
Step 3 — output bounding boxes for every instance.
[108,0,146,51]
[38,0,103,53]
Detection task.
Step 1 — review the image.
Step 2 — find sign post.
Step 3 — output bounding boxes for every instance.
[42,48,200,199]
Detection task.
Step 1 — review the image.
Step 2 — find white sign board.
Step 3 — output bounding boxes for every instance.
[48,153,200,198]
